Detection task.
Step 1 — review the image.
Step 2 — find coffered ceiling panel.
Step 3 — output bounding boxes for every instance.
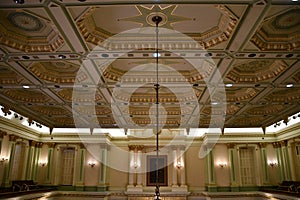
[0,0,299,130]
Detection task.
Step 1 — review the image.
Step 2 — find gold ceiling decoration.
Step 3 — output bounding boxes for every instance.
[0,11,64,52]
[120,5,190,29]
[0,1,299,129]
[0,89,51,103]
[251,8,300,51]
[0,65,23,84]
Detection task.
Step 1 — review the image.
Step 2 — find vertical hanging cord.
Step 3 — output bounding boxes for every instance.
[155,16,160,196]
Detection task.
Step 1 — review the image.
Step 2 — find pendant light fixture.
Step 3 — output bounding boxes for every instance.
[152,15,162,200]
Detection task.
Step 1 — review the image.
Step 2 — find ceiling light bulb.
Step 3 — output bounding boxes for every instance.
[22,85,30,89]
[153,53,161,57]
[225,83,233,87]
[286,84,294,88]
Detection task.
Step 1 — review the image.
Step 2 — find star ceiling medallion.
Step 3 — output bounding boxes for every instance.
[120,5,191,29]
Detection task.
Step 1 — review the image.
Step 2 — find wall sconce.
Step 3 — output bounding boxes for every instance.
[176,162,183,169]
[133,162,139,169]
[217,161,227,168]
[88,161,96,168]
[39,162,47,167]
[0,157,8,163]
[268,161,277,167]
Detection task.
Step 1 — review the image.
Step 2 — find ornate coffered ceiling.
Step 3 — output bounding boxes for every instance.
[0,0,299,130]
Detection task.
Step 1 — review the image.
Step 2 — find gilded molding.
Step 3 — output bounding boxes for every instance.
[128,145,144,151]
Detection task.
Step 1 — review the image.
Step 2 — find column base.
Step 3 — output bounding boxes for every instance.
[172,184,188,192]
[75,184,85,191]
[97,184,109,191]
[206,183,217,192]
[230,182,239,192]
[127,185,143,193]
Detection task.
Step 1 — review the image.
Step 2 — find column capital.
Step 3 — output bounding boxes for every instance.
[258,142,267,148]
[0,130,7,138]
[128,145,144,151]
[280,140,287,147]
[9,134,18,142]
[272,142,281,148]
[29,140,37,147]
[36,142,43,148]
[46,142,55,148]
[227,143,236,149]
[78,143,85,149]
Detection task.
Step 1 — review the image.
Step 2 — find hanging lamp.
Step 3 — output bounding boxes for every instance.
[152,15,162,200]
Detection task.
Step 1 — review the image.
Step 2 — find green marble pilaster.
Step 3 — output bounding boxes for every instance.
[32,143,41,182]
[228,144,239,191]
[46,144,54,184]
[25,141,36,180]
[4,136,16,187]
[98,144,109,191]
[275,145,285,181]
[206,148,216,192]
[281,145,291,180]
[76,146,85,188]
[25,144,35,179]
[260,144,269,184]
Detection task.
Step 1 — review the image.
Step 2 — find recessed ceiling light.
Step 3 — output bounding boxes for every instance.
[153,53,161,57]
[292,0,298,2]
[58,54,66,59]
[23,85,30,89]
[225,83,233,87]
[15,0,24,4]
[286,84,294,88]
[211,102,218,105]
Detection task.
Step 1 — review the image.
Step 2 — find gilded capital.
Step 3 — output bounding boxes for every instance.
[47,142,55,148]
[9,134,18,142]
[128,145,144,151]
[36,142,43,148]
[0,130,7,138]
[272,142,280,148]
[280,140,287,147]
[227,143,236,149]
[78,143,85,149]
[258,142,267,148]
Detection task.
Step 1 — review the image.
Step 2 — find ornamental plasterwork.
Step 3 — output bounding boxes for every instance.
[225,88,259,102]
[264,88,300,102]
[76,5,237,49]
[74,105,112,115]
[292,70,300,82]
[50,117,75,126]
[0,89,51,103]
[28,62,83,84]
[30,105,70,116]
[0,11,64,52]
[228,116,266,127]
[201,105,240,115]
[245,105,286,115]
[57,88,103,102]
[0,65,23,84]
[226,60,287,83]
[251,8,300,51]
